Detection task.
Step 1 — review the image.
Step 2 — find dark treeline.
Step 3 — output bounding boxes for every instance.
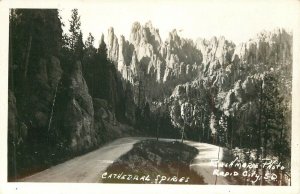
[168,48,292,185]
[8,8,292,185]
[9,9,64,179]
[8,9,176,180]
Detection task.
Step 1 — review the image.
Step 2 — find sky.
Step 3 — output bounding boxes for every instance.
[59,0,297,47]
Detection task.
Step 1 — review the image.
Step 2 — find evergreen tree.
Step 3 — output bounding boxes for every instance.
[193,84,210,143]
[85,32,95,49]
[261,72,287,157]
[82,32,96,89]
[8,9,63,179]
[74,31,84,60]
[61,8,84,65]
[98,33,108,61]
[68,9,81,52]
[9,9,63,90]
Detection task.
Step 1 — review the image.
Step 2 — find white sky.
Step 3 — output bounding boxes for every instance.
[59,0,297,47]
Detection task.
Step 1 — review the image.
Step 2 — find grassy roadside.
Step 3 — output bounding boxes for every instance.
[100,139,205,184]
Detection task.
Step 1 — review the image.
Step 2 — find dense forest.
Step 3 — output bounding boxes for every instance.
[8,9,292,184]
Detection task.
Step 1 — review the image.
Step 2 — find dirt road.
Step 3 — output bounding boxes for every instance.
[184,141,229,184]
[20,137,144,182]
[20,137,231,184]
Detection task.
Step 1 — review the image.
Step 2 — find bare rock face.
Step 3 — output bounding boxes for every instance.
[130,50,139,76]
[56,61,97,153]
[117,35,132,71]
[162,30,202,82]
[116,35,135,83]
[165,30,202,65]
[130,21,165,83]
[8,90,28,177]
[170,29,292,135]
[232,28,292,66]
[106,23,292,139]
[107,27,119,64]
[194,36,236,93]
[107,22,202,85]
[48,56,63,87]
[196,36,235,74]
[27,56,63,130]
[130,21,162,59]
[8,90,28,146]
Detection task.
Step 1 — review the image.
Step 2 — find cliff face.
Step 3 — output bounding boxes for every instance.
[107,22,292,104]
[107,27,119,64]
[196,36,235,67]
[8,10,128,179]
[26,56,63,132]
[8,10,292,179]
[232,29,292,66]
[162,30,202,82]
[169,29,292,144]
[55,61,97,153]
[106,22,205,106]
[107,22,202,86]
[105,22,292,147]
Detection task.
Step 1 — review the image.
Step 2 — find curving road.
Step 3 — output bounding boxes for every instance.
[185,141,229,184]
[19,137,231,184]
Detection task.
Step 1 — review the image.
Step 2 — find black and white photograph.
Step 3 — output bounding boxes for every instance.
[1,0,300,193]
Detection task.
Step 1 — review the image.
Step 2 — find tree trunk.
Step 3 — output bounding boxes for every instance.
[199,112,203,142]
[207,124,210,143]
[9,15,14,91]
[202,123,205,142]
[181,126,185,143]
[23,35,32,80]
[257,80,263,185]
[228,116,233,149]
[239,126,242,148]
[156,117,160,142]
[261,107,269,186]
[279,121,284,154]
[138,78,141,108]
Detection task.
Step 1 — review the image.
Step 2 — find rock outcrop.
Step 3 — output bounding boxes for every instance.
[8,90,28,146]
[27,56,63,131]
[106,22,202,86]
[8,11,293,178]
[196,36,235,68]
[169,29,292,143]
[232,28,292,66]
[55,61,97,153]
[107,27,119,64]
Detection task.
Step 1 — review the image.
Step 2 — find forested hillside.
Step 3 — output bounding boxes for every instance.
[8,9,139,179]
[105,19,292,166]
[168,30,292,169]
[8,9,292,183]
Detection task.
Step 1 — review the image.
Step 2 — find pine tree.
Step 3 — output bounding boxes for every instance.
[98,33,108,60]
[261,72,287,157]
[254,71,290,185]
[74,31,84,60]
[8,9,63,179]
[85,32,95,49]
[83,33,110,100]
[61,8,84,62]
[82,32,97,91]
[68,9,81,51]
[194,85,210,143]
